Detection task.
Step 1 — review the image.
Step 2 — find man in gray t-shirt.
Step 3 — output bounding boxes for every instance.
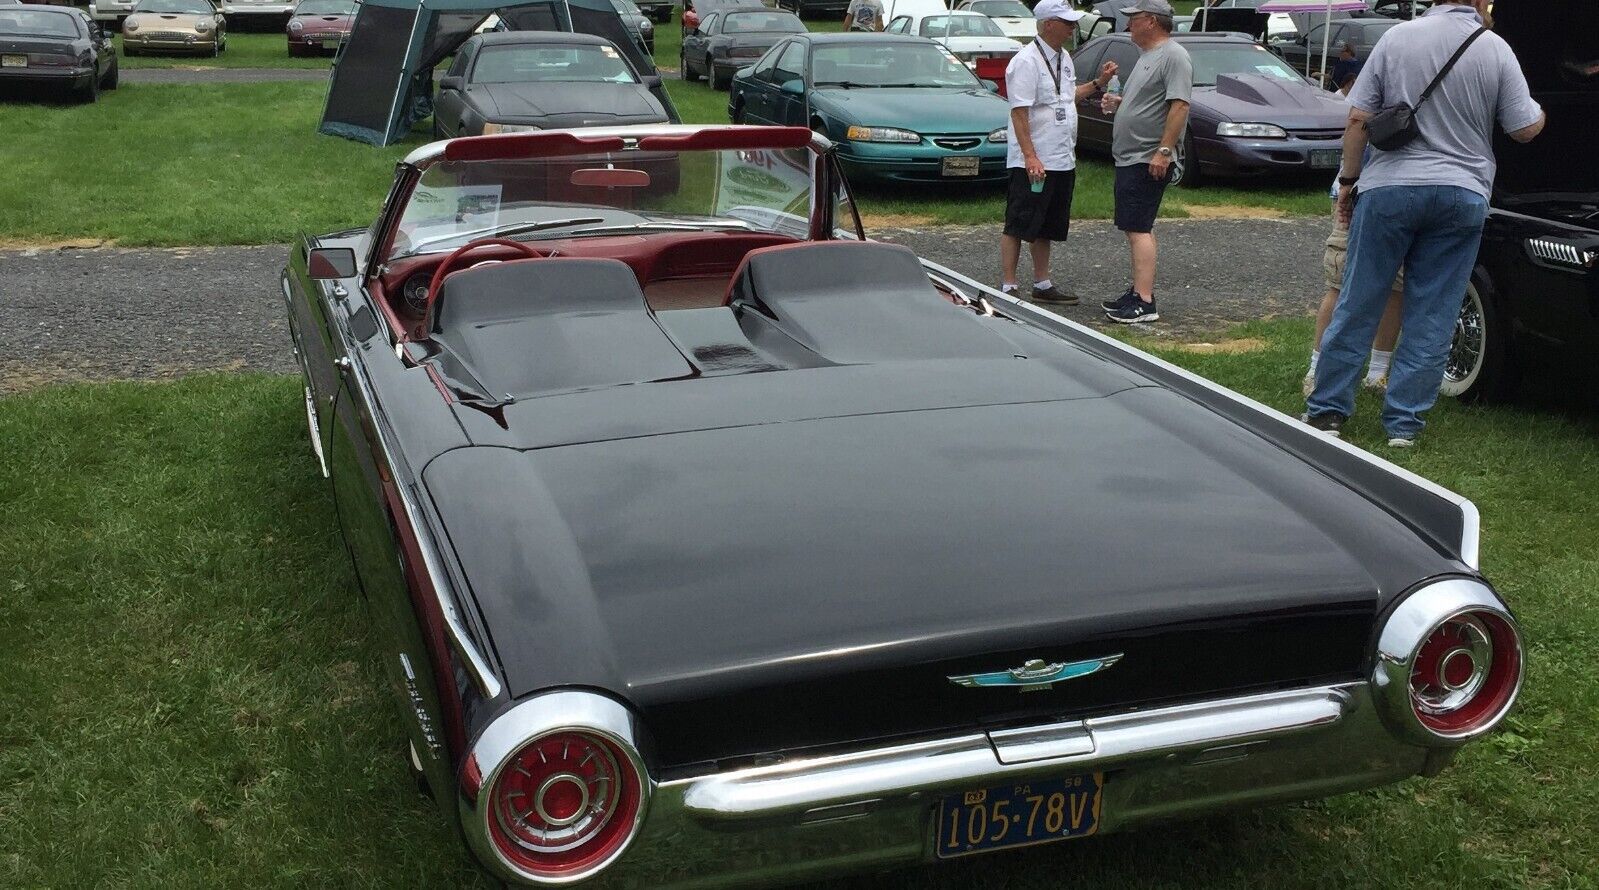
[843,0,883,31]
[1099,0,1191,324]
[1304,0,1544,446]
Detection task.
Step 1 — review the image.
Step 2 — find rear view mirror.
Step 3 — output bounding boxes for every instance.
[571,167,652,188]
[780,78,804,95]
[307,247,358,279]
[439,75,464,92]
[981,78,999,93]
[642,74,663,89]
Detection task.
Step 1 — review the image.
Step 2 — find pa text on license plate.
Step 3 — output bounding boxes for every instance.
[1,54,27,68]
[936,772,1103,859]
[1310,149,1341,169]
[941,156,980,177]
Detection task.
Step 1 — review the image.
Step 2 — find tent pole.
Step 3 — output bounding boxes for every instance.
[1317,0,1332,88]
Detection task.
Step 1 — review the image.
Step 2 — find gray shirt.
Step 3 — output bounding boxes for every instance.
[1110,38,1192,167]
[1347,4,1541,199]
[844,0,882,30]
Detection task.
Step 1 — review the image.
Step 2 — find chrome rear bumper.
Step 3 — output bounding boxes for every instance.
[472,683,1439,887]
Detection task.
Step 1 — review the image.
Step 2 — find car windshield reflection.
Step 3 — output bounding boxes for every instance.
[811,43,981,89]
[1189,44,1305,86]
[133,0,214,13]
[390,146,815,260]
[471,44,638,84]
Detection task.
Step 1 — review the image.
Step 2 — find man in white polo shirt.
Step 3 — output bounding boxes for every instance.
[999,0,1118,305]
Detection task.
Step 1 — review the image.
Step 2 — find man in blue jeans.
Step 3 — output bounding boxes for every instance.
[1303,0,1544,447]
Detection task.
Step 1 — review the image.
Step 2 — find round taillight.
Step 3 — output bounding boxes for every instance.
[1373,579,1523,746]
[1408,610,1520,737]
[485,729,645,880]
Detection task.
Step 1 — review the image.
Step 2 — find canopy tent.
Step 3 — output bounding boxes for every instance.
[1258,0,1369,85]
[320,0,679,146]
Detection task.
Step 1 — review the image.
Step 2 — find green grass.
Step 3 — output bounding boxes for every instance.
[1,321,1595,887]
[0,82,409,247]
[116,31,334,69]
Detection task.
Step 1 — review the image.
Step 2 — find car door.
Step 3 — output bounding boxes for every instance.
[1078,40,1136,152]
[685,13,714,73]
[885,15,910,34]
[768,40,809,126]
[435,45,472,136]
[740,41,784,122]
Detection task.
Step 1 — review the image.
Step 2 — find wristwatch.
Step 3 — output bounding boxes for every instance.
[1338,174,1360,185]
[1156,146,1174,158]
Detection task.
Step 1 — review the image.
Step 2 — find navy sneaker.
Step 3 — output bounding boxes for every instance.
[1101,288,1136,311]
[1106,296,1159,324]
[1032,284,1079,305]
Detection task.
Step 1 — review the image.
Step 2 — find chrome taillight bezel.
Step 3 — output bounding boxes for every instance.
[461,691,653,886]
[1372,578,1523,746]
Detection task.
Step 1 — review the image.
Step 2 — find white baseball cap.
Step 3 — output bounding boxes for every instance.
[1033,0,1086,23]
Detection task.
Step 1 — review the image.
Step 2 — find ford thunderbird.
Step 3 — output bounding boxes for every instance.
[282,124,1522,887]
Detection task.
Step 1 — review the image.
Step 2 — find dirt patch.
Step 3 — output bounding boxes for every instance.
[1168,337,1271,355]
[0,237,116,251]
[862,212,941,229]
[1176,204,1287,220]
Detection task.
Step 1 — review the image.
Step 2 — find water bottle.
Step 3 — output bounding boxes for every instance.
[1106,74,1121,96]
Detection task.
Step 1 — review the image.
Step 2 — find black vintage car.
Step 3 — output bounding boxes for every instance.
[432,31,667,138]
[283,124,1522,887]
[0,4,118,102]
[1442,0,1599,401]
[680,5,803,90]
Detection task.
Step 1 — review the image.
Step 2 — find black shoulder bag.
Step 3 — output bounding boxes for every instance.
[1365,26,1487,151]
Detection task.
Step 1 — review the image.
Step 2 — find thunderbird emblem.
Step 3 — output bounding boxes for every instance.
[949,655,1123,691]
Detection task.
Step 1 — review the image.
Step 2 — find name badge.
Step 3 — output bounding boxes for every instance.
[1054,104,1068,123]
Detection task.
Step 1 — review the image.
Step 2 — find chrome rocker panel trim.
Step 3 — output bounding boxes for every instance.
[468,682,1438,888]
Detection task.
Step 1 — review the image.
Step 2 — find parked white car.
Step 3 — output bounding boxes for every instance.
[956,0,1035,40]
[882,9,1022,70]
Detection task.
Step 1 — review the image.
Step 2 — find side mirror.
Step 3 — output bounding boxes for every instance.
[780,78,804,95]
[980,78,999,93]
[439,75,464,92]
[307,247,358,280]
[642,74,663,89]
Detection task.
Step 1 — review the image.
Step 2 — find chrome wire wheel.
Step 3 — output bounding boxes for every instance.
[1440,283,1484,398]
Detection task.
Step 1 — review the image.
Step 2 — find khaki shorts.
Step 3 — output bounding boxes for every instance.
[1323,224,1404,291]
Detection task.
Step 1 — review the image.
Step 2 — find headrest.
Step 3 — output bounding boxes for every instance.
[431,257,648,335]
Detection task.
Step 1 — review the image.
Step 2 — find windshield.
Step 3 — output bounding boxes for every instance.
[811,42,981,88]
[919,15,1004,38]
[471,44,637,84]
[723,10,803,33]
[967,1,1030,16]
[0,9,80,36]
[390,146,817,261]
[611,0,642,15]
[1189,44,1304,85]
[133,0,214,13]
[292,0,355,13]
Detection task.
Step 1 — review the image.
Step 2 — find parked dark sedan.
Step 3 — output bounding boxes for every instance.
[1441,0,1599,402]
[284,121,1520,888]
[432,31,667,138]
[1074,32,1347,185]
[0,4,117,101]
[680,6,802,89]
[283,0,351,56]
[1270,16,1398,84]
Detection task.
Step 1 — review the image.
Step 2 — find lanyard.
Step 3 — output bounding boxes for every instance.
[1034,39,1062,100]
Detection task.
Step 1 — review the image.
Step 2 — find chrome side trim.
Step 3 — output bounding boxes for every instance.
[336,339,503,701]
[920,260,1482,570]
[682,686,1350,822]
[460,691,653,886]
[1371,577,1521,746]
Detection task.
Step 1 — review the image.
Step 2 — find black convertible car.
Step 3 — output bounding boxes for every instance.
[432,31,666,138]
[284,125,1521,887]
[1442,0,1599,402]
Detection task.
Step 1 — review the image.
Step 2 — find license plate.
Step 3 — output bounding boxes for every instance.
[935,772,1103,859]
[941,156,980,177]
[1,54,26,68]
[1310,149,1341,169]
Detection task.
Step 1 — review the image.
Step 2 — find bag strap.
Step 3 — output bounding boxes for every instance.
[1416,26,1488,108]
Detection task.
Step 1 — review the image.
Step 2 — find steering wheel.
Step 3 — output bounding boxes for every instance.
[425,238,544,323]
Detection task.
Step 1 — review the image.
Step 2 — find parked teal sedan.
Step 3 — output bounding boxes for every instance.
[727,33,1010,185]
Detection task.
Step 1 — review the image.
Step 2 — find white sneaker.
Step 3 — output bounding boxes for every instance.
[1302,373,1316,398]
[1363,375,1388,391]
[1386,436,1416,448]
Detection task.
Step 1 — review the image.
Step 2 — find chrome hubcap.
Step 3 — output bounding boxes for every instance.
[1444,286,1483,385]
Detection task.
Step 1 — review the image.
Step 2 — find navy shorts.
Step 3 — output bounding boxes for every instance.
[1113,163,1173,234]
[1003,168,1075,242]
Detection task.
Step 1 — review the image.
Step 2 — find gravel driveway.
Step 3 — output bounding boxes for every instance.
[0,218,1327,393]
